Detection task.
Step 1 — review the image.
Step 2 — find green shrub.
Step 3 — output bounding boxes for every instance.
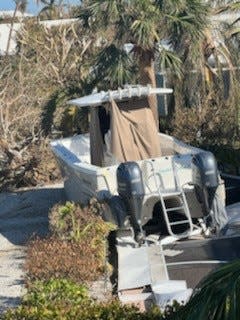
[1,278,182,320]
[49,200,115,243]
[26,200,116,283]
[2,299,166,320]
[23,279,88,307]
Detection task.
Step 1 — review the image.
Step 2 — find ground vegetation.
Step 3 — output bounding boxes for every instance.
[25,200,115,283]
[170,1,240,172]
[1,200,182,319]
[0,16,96,190]
[3,198,240,319]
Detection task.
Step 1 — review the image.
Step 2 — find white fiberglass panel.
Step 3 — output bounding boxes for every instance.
[140,155,193,194]
[159,133,202,156]
[51,134,91,164]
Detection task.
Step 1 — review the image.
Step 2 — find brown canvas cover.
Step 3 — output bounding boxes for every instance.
[110,97,161,163]
[90,96,161,166]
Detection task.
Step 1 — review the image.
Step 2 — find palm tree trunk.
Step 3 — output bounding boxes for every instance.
[138,48,159,127]
[6,2,19,56]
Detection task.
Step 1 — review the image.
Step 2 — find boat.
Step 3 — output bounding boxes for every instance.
[51,85,240,308]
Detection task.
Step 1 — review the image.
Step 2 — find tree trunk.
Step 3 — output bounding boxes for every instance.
[137,48,159,128]
[6,3,19,56]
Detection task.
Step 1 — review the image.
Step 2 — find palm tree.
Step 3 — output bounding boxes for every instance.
[173,260,240,319]
[172,0,240,139]
[79,0,209,123]
[36,0,64,20]
[6,0,28,55]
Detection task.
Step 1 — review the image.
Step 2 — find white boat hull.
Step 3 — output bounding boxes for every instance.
[51,133,226,228]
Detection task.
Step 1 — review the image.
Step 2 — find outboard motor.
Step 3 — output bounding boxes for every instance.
[192,152,228,233]
[117,162,145,243]
[192,152,219,211]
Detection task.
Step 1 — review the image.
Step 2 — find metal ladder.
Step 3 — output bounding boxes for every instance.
[143,159,193,239]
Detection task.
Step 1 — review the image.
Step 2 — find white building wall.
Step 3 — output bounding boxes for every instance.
[0,18,78,55]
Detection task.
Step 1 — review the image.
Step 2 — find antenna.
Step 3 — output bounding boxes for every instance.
[118,87,123,100]
[128,86,132,98]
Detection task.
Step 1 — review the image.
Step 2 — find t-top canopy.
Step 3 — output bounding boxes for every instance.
[68,85,173,107]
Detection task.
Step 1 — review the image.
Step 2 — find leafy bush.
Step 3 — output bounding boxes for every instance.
[23,278,88,307]
[172,96,237,148]
[26,201,115,283]
[26,235,105,283]
[1,278,182,320]
[49,200,115,244]
[2,299,166,320]
[172,95,240,174]
[0,18,98,190]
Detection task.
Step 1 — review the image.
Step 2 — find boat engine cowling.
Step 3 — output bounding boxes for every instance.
[192,152,219,214]
[192,152,219,190]
[191,151,230,235]
[117,162,145,241]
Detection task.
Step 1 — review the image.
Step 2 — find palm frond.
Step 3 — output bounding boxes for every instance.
[215,1,240,14]
[161,0,209,49]
[80,0,209,88]
[89,0,123,26]
[225,26,240,37]
[157,46,182,78]
[128,0,161,49]
[93,44,136,88]
[174,260,240,320]
[17,0,28,13]
[130,19,159,49]
[216,42,234,70]
[78,8,93,29]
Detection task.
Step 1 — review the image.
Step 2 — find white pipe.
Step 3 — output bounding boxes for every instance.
[167,260,228,266]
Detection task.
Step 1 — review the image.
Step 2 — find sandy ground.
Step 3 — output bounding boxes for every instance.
[0,184,65,313]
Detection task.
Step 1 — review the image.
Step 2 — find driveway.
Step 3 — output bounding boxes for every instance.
[0,184,65,313]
